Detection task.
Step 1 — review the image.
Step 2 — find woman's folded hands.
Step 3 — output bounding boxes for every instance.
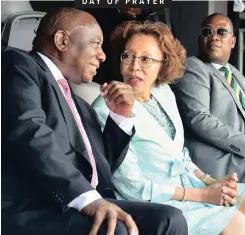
[204,173,238,206]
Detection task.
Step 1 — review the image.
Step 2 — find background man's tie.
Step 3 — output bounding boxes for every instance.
[219,67,245,110]
[58,78,97,188]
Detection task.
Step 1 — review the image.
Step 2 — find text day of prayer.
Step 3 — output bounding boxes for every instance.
[80,0,165,5]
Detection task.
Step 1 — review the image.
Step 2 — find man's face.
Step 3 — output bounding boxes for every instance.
[200,15,236,65]
[66,23,106,84]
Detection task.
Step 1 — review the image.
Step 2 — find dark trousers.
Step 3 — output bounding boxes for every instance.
[2,199,188,235]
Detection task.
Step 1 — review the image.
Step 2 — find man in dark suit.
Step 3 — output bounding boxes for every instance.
[2,8,187,235]
[174,13,245,183]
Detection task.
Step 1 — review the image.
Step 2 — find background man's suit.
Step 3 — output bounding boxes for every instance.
[173,56,245,182]
[2,48,187,235]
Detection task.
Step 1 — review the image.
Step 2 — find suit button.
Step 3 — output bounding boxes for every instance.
[229,145,234,149]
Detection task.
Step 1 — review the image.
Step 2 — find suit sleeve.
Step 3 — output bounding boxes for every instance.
[91,96,134,173]
[175,57,245,158]
[2,50,95,209]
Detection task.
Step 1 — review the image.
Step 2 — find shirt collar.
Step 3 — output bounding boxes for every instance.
[37,52,64,81]
[211,62,231,73]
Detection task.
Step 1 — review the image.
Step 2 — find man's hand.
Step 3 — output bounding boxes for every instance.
[81,198,138,235]
[118,8,141,19]
[100,82,134,117]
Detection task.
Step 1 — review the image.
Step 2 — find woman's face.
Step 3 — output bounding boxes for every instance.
[120,34,163,101]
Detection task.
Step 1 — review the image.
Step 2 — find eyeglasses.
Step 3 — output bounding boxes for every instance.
[120,52,164,69]
[201,27,233,38]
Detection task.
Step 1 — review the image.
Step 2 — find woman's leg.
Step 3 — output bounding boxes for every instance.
[220,211,245,235]
[238,198,245,215]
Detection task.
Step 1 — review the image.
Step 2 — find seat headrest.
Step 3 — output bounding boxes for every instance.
[1,1,33,23]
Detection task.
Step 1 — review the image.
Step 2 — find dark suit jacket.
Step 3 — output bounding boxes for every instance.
[2,48,132,220]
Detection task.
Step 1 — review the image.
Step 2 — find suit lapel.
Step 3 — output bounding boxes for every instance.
[29,51,91,163]
[73,95,112,181]
[151,85,185,151]
[133,86,184,153]
[151,86,179,136]
[206,63,245,119]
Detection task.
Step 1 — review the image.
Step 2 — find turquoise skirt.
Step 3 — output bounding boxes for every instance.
[162,183,245,235]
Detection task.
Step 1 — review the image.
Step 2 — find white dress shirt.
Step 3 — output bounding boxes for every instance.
[212,62,231,77]
[38,52,134,211]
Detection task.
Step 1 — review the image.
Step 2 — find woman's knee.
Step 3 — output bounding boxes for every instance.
[238,198,245,215]
[221,211,245,235]
[234,212,245,232]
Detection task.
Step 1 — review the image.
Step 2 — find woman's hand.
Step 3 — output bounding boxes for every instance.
[202,182,237,206]
[215,173,238,206]
[216,172,238,189]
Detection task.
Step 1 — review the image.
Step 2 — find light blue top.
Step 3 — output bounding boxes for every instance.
[92,84,245,235]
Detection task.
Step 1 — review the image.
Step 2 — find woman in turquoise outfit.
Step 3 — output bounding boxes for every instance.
[92,21,245,235]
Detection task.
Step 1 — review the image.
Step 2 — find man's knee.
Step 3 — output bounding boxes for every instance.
[164,205,186,222]
[114,220,129,235]
[152,205,188,235]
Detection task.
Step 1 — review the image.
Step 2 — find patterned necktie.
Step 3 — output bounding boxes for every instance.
[219,67,245,110]
[58,79,97,188]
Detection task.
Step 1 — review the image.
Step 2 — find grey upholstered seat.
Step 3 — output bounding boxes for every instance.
[1,1,45,50]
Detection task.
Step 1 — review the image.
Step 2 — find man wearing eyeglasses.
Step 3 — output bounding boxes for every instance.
[173,13,245,183]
